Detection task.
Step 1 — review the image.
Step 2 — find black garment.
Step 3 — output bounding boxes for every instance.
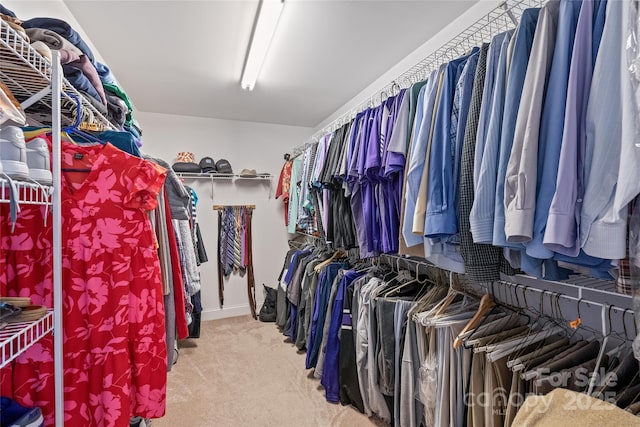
[376,297,398,396]
[339,281,365,412]
[458,43,518,281]
[276,249,297,330]
[195,223,208,264]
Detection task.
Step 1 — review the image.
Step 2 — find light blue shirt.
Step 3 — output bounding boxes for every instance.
[425,48,479,238]
[402,69,439,247]
[473,31,510,190]
[580,0,627,259]
[493,8,540,248]
[525,0,582,259]
[470,30,513,243]
[544,0,597,256]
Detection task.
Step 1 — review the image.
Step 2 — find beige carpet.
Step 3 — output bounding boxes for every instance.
[152,316,387,427]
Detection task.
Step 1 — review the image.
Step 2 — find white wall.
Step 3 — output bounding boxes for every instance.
[312,0,502,134]
[137,112,312,320]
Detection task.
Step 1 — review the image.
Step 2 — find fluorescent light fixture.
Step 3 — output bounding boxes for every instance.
[241,0,284,91]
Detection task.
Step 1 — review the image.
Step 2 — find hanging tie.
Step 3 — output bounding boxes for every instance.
[225,208,235,276]
[240,206,247,272]
[233,207,242,272]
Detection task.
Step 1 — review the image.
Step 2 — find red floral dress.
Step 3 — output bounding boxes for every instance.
[1,141,168,426]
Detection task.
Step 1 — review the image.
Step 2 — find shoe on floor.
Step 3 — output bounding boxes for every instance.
[0,396,44,427]
[0,125,29,181]
[25,137,52,185]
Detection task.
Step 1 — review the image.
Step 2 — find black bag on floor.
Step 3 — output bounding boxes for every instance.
[258,285,277,322]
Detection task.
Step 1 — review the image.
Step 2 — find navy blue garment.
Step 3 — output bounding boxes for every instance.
[283,250,309,285]
[21,17,116,84]
[321,269,365,403]
[61,65,103,105]
[305,262,347,370]
[0,4,16,17]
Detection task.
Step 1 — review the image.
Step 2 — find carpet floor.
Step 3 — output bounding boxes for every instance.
[152,315,387,427]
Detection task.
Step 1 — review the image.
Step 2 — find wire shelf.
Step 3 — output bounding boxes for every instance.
[0,179,53,205]
[0,309,53,369]
[311,0,545,140]
[0,19,115,131]
[176,172,272,181]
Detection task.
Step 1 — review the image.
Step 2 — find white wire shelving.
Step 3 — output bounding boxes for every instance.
[176,172,272,180]
[176,172,273,199]
[0,179,53,205]
[0,310,54,369]
[0,24,66,423]
[0,19,115,131]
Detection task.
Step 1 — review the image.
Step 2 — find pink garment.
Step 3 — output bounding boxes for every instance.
[58,47,80,64]
[1,139,168,426]
[68,55,107,105]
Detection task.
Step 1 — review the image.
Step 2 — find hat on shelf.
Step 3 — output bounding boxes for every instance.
[30,40,51,62]
[0,296,31,307]
[172,151,201,173]
[199,157,217,173]
[215,159,233,175]
[239,168,257,178]
[1,14,29,42]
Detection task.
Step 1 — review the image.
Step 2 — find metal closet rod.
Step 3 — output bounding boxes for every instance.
[486,279,638,338]
[213,205,256,210]
[377,253,636,338]
[302,0,543,145]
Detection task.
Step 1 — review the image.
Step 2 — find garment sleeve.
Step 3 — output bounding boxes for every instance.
[504,4,557,243]
[124,159,167,210]
[275,161,288,200]
[580,0,627,259]
[544,0,593,256]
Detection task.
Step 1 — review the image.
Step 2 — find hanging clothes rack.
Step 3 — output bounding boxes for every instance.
[377,253,635,343]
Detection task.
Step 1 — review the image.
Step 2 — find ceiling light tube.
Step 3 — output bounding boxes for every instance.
[241,0,284,91]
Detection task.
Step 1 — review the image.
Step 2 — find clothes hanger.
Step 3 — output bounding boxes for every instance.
[587,305,634,395]
[313,249,346,273]
[61,92,104,144]
[452,293,495,349]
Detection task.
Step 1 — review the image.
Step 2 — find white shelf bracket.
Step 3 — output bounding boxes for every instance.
[20,86,51,109]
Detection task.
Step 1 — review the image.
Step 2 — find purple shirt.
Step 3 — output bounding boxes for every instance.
[544,0,595,255]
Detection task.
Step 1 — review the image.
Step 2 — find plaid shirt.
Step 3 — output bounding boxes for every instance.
[457,43,516,282]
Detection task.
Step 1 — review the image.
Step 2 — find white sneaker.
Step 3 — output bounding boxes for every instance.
[0,126,29,181]
[25,137,52,185]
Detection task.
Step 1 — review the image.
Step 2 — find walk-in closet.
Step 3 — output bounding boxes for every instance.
[1,0,639,426]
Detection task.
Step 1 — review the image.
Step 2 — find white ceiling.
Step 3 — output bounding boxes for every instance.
[61,0,477,127]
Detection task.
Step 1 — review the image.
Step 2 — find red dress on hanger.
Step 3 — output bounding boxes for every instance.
[1,141,168,426]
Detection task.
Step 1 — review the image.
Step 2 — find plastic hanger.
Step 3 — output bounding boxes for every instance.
[313,249,346,273]
[61,92,104,145]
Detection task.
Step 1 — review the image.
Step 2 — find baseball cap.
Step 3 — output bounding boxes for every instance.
[199,157,217,173]
[216,159,233,174]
